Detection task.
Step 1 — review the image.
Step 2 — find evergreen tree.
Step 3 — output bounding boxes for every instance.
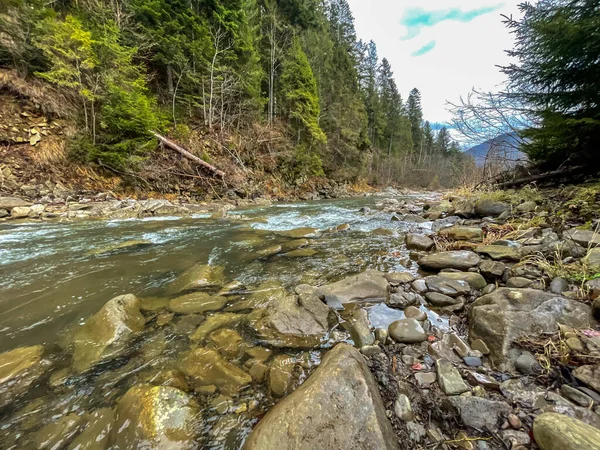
[502,0,600,167]
[435,126,451,154]
[423,121,434,154]
[407,87,423,153]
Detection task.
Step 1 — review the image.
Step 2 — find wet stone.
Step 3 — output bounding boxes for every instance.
[67,408,115,450]
[208,328,244,358]
[169,292,228,314]
[388,318,427,343]
[268,354,297,397]
[426,291,461,307]
[404,306,427,321]
[33,413,83,450]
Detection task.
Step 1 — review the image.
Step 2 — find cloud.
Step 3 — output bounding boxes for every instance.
[411,40,437,57]
[401,4,504,40]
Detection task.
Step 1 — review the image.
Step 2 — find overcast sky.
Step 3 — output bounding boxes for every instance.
[347,0,521,124]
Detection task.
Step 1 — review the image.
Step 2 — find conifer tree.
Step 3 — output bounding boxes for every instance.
[407,88,423,153]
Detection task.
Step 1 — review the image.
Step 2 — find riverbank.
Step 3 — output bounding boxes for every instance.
[0,187,599,449]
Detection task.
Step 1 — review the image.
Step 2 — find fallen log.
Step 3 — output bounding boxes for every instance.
[494,165,585,188]
[151,131,225,178]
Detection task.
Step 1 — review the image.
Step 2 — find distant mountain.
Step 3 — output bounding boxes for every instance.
[465,133,528,168]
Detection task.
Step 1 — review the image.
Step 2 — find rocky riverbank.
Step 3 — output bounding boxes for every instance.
[0,188,599,449]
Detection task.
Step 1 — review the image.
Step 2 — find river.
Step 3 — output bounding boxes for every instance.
[0,192,442,448]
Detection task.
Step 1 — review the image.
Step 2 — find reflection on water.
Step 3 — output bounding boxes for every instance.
[0,193,440,449]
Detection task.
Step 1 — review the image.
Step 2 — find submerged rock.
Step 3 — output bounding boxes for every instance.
[167,263,225,293]
[190,313,243,343]
[169,292,228,314]
[33,413,83,449]
[72,294,145,373]
[317,270,389,304]
[68,408,114,450]
[268,354,297,397]
[179,348,251,394]
[0,345,52,409]
[418,251,481,271]
[243,343,398,450]
[533,412,600,450]
[469,288,591,371]
[113,385,199,449]
[276,227,319,239]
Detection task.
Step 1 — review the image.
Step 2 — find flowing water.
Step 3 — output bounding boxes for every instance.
[0,193,442,449]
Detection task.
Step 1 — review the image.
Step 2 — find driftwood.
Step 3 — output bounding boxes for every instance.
[151,131,225,178]
[494,165,585,188]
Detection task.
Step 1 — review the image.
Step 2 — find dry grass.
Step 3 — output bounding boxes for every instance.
[29,136,69,169]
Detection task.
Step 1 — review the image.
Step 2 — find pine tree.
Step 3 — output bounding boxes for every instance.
[407,88,423,153]
[435,126,451,154]
[423,121,434,154]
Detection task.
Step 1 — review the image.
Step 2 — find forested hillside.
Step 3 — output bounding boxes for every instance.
[0,0,473,196]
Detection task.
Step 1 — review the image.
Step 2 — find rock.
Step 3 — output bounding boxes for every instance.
[425,275,471,296]
[317,270,389,304]
[146,369,189,391]
[257,244,282,258]
[475,245,521,261]
[550,277,569,294]
[474,199,510,217]
[481,284,496,294]
[210,208,228,219]
[394,394,414,422]
[506,277,533,288]
[572,365,600,394]
[169,292,228,314]
[401,213,427,223]
[454,200,475,218]
[439,226,483,242]
[593,297,600,320]
[243,344,398,450]
[283,248,317,258]
[479,260,506,278]
[374,328,388,344]
[28,204,45,217]
[469,289,591,370]
[588,279,600,300]
[72,294,145,372]
[67,408,114,450]
[561,385,594,408]
[249,288,331,348]
[470,339,490,355]
[500,379,571,409]
[0,209,8,218]
[276,227,319,238]
[463,356,482,367]
[360,344,382,356]
[541,404,600,429]
[33,413,83,449]
[533,412,600,450]
[269,354,297,397]
[517,201,537,212]
[388,291,418,308]
[11,206,31,218]
[412,279,428,293]
[248,361,268,382]
[428,341,462,364]
[448,397,511,430]
[0,196,31,212]
[89,239,153,256]
[349,308,374,348]
[406,233,435,251]
[190,313,243,342]
[414,372,437,387]
[418,251,481,271]
[436,358,469,395]
[585,248,600,269]
[113,385,199,449]
[405,306,427,321]
[508,413,522,429]
[167,263,225,293]
[178,348,251,394]
[389,318,427,343]
[386,272,415,285]
[564,229,600,248]
[208,328,244,358]
[425,292,461,307]
[281,238,309,252]
[0,345,52,409]
[438,271,487,290]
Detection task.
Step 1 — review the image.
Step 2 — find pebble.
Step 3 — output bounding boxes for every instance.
[394,394,414,422]
[515,351,538,375]
[463,356,482,367]
[360,345,382,356]
[404,306,427,321]
[374,328,388,345]
[470,339,490,355]
[508,413,522,429]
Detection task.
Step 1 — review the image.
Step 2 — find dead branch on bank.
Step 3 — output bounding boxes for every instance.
[151,131,225,178]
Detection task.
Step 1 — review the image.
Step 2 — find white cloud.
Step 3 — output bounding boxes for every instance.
[347,0,521,123]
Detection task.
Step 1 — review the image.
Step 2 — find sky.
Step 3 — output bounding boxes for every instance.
[346,0,521,124]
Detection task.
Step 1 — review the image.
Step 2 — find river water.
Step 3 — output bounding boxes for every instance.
[0,192,440,448]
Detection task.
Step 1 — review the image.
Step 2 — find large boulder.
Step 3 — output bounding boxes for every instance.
[317,270,389,304]
[243,343,398,450]
[178,348,251,394]
[418,251,481,271]
[533,412,600,450]
[0,345,52,409]
[72,294,145,372]
[112,385,199,449]
[469,289,591,371]
[474,199,510,217]
[0,196,31,211]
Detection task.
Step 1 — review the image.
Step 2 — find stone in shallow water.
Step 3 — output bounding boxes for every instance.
[112,385,200,449]
[348,308,374,348]
[269,354,297,397]
[0,344,52,409]
[67,408,115,450]
[418,251,481,271]
[282,248,317,258]
[167,263,225,293]
[276,227,319,238]
[33,413,83,450]
[179,348,251,395]
[533,412,600,450]
[243,343,398,450]
[208,328,245,358]
[389,318,427,343]
[438,271,487,290]
[406,233,434,251]
[72,294,145,373]
[169,292,228,314]
[386,272,416,285]
[317,269,389,304]
[190,313,243,342]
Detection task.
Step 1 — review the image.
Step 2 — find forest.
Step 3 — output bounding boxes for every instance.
[0,0,472,191]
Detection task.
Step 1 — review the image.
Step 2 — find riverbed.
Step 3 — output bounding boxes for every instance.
[0,192,441,448]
